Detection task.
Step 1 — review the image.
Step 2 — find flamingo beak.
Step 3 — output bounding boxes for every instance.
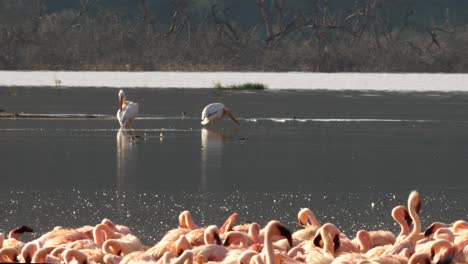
[424,224,435,237]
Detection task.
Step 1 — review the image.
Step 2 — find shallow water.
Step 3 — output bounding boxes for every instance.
[0,87,467,245]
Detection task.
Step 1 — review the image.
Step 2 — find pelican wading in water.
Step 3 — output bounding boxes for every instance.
[201,103,239,126]
[117,89,139,128]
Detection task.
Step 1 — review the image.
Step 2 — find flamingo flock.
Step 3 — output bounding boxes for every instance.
[0,191,466,263]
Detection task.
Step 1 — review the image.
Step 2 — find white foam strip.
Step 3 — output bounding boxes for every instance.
[0,113,460,123]
[0,128,195,132]
[0,71,467,91]
[244,118,455,123]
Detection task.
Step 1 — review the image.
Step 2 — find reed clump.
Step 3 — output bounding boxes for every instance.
[214,82,267,90]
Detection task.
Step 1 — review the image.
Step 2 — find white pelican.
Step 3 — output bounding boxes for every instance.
[117,89,139,128]
[201,103,239,126]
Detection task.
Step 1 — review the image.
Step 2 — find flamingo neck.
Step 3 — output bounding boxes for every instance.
[264,231,276,264]
[249,224,260,243]
[355,230,371,253]
[303,210,320,228]
[393,215,410,240]
[181,212,198,230]
[64,249,88,264]
[32,247,54,263]
[93,224,116,247]
[320,225,337,255]
[407,201,421,243]
[173,251,193,264]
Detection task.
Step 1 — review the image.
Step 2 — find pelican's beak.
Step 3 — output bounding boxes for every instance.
[119,94,123,111]
[225,110,240,126]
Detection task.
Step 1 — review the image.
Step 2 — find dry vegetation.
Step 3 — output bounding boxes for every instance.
[1,0,468,72]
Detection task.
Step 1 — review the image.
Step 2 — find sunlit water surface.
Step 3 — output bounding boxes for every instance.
[0,87,467,245]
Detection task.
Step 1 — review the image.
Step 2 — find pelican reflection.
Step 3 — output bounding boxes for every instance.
[200,127,239,190]
[116,128,138,189]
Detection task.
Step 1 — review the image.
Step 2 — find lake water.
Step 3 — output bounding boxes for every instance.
[0,86,467,245]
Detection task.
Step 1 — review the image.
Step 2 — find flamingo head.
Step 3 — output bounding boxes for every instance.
[393,205,413,227]
[431,239,455,264]
[424,222,447,237]
[266,221,292,247]
[408,191,421,214]
[8,225,34,239]
[297,208,314,227]
[404,209,413,227]
[453,220,468,233]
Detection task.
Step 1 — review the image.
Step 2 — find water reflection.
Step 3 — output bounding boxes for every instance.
[200,127,239,190]
[116,128,138,189]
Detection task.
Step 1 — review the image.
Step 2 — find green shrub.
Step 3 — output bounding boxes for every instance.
[214,82,267,90]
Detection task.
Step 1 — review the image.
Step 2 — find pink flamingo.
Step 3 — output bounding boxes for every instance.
[219,213,239,234]
[0,247,18,262]
[293,208,321,241]
[288,242,333,264]
[408,252,432,264]
[382,191,422,258]
[157,211,199,246]
[231,222,261,247]
[353,205,411,254]
[103,253,123,264]
[36,226,89,248]
[67,238,100,250]
[313,223,359,257]
[187,214,239,246]
[63,248,105,264]
[453,220,468,247]
[62,248,89,264]
[352,229,396,254]
[417,239,458,263]
[423,222,448,238]
[18,240,42,263]
[261,220,293,264]
[187,225,222,247]
[191,244,227,263]
[0,225,33,252]
[119,251,158,264]
[146,233,192,259]
[223,231,252,249]
[93,223,122,248]
[433,228,455,242]
[392,205,412,243]
[190,237,228,262]
[102,233,145,256]
[237,249,259,264]
[31,246,62,263]
[453,220,468,233]
[425,238,467,263]
[76,225,96,240]
[171,250,194,264]
[363,205,415,258]
[101,219,132,236]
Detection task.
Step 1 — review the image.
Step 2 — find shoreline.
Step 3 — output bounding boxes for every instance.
[0,71,468,91]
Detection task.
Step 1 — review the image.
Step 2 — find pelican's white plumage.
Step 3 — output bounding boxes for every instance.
[201,103,239,126]
[117,90,139,128]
